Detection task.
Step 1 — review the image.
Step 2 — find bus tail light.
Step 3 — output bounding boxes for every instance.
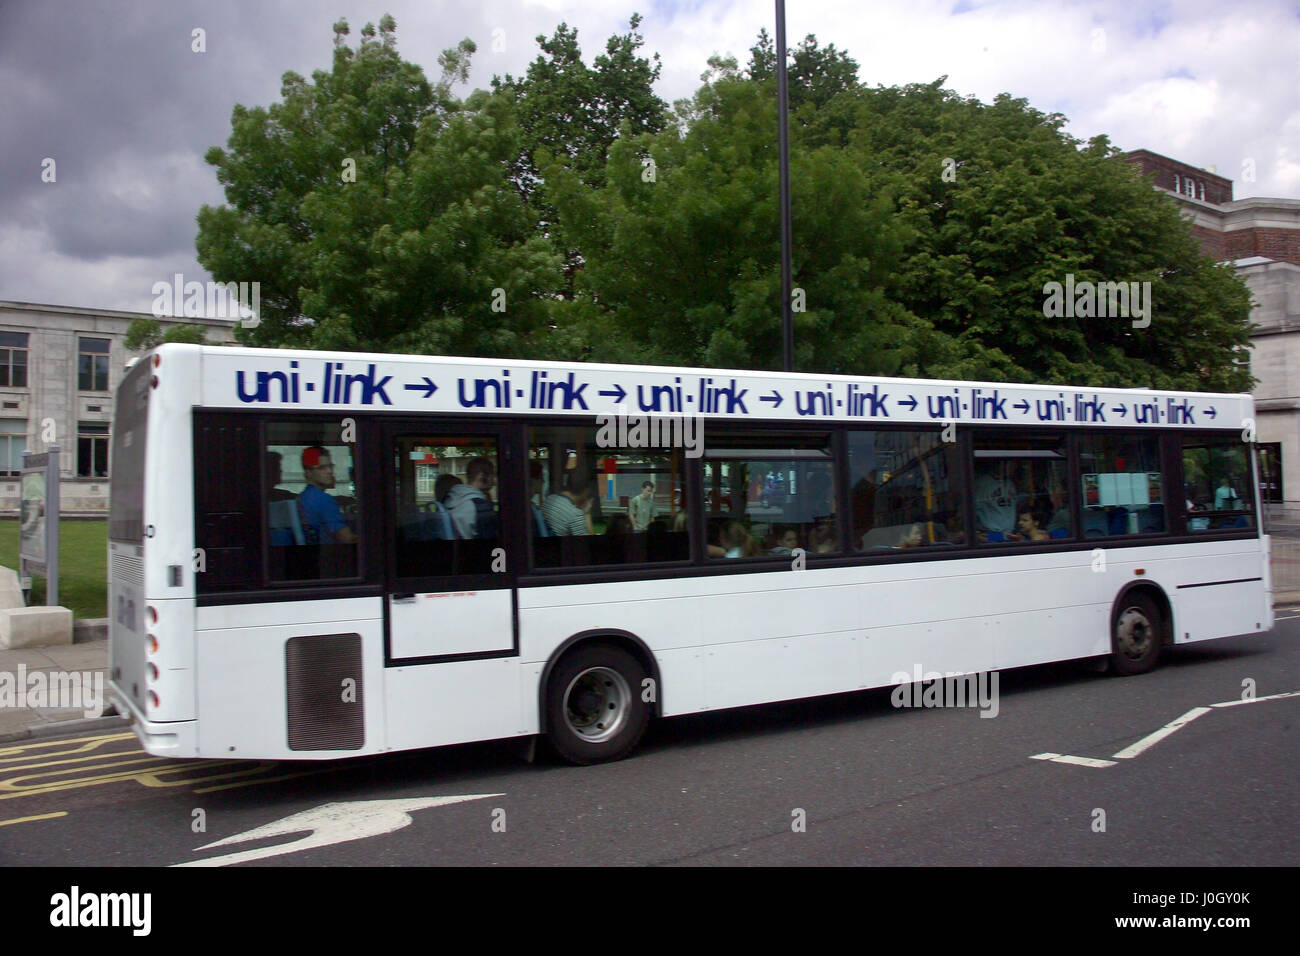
[148,691,160,709]
[147,633,158,654]
[147,605,158,626]
[153,353,161,368]
[147,663,159,681]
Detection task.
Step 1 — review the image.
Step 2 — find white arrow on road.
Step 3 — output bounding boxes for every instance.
[173,795,503,867]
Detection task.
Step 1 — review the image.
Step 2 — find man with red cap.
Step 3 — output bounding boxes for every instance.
[298,445,357,544]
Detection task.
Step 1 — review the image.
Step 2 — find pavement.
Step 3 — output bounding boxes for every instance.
[0,633,127,744]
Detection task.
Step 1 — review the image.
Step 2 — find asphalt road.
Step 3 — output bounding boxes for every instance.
[2,617,1296,867]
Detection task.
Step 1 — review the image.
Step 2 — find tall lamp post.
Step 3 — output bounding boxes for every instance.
[776,0,794,373]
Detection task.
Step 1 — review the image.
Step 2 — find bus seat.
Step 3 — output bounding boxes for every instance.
[1049,527,1069,539]
[532,504,549,537]
[861,527,897,549]
[431,501,456,539]
[1142,504,1165,532]
[268,499,305,546]
[1107,508,1129,535]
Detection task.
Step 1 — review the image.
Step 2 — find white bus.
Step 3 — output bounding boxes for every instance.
[108,345,1271,764]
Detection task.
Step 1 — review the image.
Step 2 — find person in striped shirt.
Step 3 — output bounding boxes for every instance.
[543,472,594,536]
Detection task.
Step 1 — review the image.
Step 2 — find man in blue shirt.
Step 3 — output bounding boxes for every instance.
[298,446,357,544]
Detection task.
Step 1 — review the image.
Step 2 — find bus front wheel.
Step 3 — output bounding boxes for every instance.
[545,644,650,765]
[1110,593,1163,676]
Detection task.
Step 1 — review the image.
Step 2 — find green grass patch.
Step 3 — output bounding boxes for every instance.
[0,519,107,620]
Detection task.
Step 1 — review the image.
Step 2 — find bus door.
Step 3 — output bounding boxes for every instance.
[382,421,518,661]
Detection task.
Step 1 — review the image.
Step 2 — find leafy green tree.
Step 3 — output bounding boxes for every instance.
[544,68,1014,377]
[495,13,667,193]
[197,17,561,357]
[845,79,1254,390]
[554,43,1252,389]
[125,318,206,350]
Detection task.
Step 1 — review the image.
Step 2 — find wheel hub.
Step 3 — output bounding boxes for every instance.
[563,667,630,743]
[1116,607,1153,659]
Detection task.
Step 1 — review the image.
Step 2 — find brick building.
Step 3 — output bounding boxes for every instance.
[0,302,236,514]
[1125,150,1300,509]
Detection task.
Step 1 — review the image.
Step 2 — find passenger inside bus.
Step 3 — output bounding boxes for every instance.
[1010,508,1050,542]
[298,446,357,545]
[442,456,497,539]
[720,520,759,558]
[543,472,594,536]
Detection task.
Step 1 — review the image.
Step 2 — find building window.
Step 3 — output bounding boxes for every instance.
[78,337,110,391]
[1197,181,1205,201]
[1172,174,1180,193]
[0,420,25,477]
[78,422,110,477]
[1185,178,1196,198]
[0,331,28,388]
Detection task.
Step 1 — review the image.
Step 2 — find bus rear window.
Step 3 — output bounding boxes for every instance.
[109,357,151,541]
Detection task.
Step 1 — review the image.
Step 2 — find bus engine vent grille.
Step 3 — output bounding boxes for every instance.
[110,551,144,588]
[285,633,364,751]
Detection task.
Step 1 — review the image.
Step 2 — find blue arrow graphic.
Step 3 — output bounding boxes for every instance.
[1112,405,1127,417]
[759,390,783,408]
[898,396,918,411]
[598,384,626,403]
[1205,407,1217,419]
[403,377,438,398]
[1013,400,1030,413]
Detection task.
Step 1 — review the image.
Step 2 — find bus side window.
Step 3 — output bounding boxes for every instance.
[1079,433,1166,536]
[392,436,500,577]
[529,424,688,569]
[1182,436,1254,532]
[264,423,360,582]
[850,429,965,550]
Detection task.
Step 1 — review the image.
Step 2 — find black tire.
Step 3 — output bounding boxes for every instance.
[1110,593,1163,676]
[545,644,650,765]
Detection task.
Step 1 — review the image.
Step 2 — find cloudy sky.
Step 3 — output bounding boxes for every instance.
[1,0,1297,315]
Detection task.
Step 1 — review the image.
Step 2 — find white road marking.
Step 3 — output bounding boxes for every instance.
[1112,707,1211,759]
[1210,690,1300,708]
[173,795,503,867]
[1031,691,1299,768]
[1030,753,1117,768]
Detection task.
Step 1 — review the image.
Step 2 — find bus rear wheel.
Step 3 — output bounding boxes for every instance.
[1110,594,1163,676]
[545,644,650,765]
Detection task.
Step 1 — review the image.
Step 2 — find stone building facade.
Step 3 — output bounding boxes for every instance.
[0,302,236,514]
[1125,150,1300,508]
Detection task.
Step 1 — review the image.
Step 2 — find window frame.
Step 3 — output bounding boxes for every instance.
[78,337,111,392]
[191,410,1262,603]
[524,418,694,574]
[385,421,516,594]
[76,421,111,478]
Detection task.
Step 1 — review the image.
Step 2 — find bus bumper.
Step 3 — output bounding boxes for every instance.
[112,691,199,757]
